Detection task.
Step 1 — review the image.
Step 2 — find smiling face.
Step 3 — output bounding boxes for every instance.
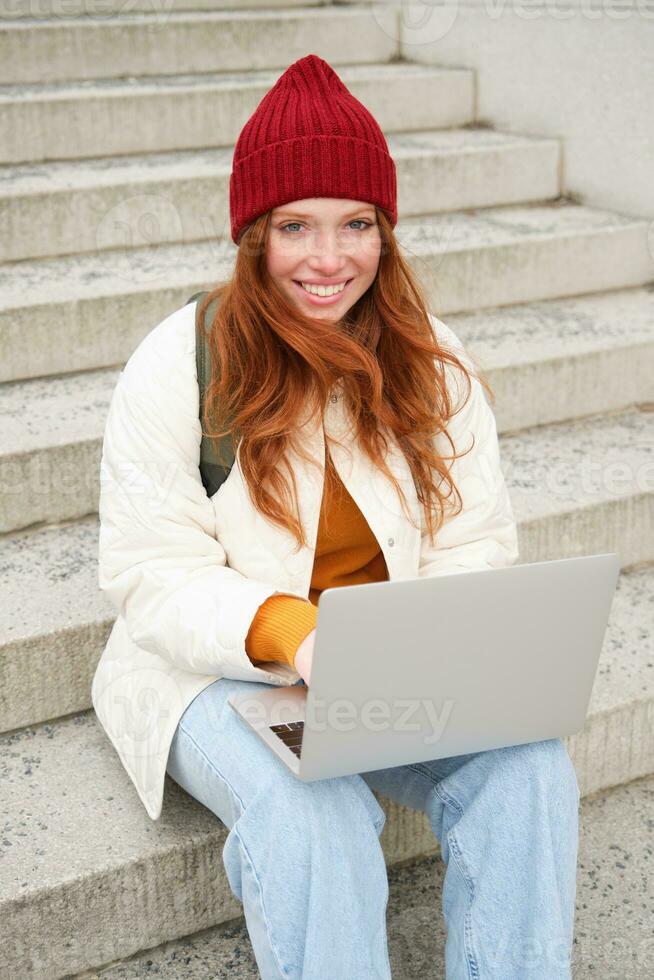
[266,198,382,321]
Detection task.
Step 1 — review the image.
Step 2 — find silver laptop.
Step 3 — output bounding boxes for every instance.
[228,553,620,781]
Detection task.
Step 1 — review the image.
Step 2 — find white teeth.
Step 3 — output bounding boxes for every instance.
[300,281,347,297]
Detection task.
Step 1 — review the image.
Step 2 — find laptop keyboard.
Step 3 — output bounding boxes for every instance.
[269,720,304,758]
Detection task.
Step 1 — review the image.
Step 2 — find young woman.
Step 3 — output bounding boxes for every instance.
[93,54,580,980]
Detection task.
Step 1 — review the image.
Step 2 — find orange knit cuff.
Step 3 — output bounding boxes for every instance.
[245,593,319,669]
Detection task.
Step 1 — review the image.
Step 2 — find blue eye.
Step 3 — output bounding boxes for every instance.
[279,220,372,233]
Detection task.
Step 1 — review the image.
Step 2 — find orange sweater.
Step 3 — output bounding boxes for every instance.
[245,447,390,669]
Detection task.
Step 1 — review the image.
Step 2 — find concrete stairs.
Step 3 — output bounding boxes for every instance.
[0,2,652,978]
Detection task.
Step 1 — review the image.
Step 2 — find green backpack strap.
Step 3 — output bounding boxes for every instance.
[185,291,235,498]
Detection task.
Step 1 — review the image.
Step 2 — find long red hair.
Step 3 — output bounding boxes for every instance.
[198,207,493,554]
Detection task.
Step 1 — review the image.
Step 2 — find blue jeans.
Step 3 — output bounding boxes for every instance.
[165,677,580,979]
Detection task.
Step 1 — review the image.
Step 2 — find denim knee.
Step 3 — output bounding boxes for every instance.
[266,771,387,837]
[505,737,580,805]
[222,771,389,907]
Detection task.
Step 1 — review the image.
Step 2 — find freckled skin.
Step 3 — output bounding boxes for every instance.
[266,197,382,322]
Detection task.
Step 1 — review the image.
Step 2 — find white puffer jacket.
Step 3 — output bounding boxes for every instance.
[92,301,520,821]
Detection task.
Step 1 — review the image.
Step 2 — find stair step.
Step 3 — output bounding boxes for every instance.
[0,128,560,264]
[447,285,654,431]
[0,4,399,85]
[0,516,111,734]
[1,696,651,980]
[499,406,654,569]
[0,365,121,531]
[0,60,473,165]
[1,201,651,383]
[58,773,654,980]
[1,0,322,16]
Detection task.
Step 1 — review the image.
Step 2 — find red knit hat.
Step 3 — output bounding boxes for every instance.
[229,54,398,245]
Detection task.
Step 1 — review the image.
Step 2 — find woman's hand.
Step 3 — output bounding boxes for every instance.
[294,628,316,685]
